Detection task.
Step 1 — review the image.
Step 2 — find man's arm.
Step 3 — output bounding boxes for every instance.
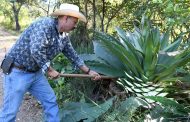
[61,37,101,80]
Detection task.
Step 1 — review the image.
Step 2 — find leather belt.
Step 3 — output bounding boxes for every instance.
[13,64,37,73]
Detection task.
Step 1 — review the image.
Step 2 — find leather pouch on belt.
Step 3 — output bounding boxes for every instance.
[0,56,14,75]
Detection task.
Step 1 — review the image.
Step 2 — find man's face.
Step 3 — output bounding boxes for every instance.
[58,16,78,32]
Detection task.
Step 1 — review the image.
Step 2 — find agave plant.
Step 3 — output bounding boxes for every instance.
[81,17,190,97]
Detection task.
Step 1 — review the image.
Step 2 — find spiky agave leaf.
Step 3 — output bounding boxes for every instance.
[101,97,150,122]
[59,98,114,122]
[94,30,143,77]
[146,96,190,116]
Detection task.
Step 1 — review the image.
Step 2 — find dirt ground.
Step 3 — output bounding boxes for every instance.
[0,27,43,121]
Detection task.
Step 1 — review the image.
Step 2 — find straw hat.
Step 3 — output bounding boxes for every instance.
[50,3,87,23]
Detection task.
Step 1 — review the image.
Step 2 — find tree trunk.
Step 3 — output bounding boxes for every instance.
[12,2,21,31]
[93,0,96,30]
[101,0,105,32]
[84,0,88,24]
[14,12,20,31]
[47,0,51,16]
[105,2,126,33]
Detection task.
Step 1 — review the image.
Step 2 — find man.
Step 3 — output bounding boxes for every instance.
[0,3,100,122]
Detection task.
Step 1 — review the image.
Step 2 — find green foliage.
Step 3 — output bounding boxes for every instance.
[49,78,66,107]
[70,22,93,54]
[99,97,149,122]
[59,97,114,122]
[52,53,73,73]
[50,54,97,107]
[0,0,47,31]
[49,54,75,107]
[98,96,190,122]
[145,96,190,121]
[0,0,14,29]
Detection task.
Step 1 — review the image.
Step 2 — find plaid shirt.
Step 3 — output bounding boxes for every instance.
[7,17,84,72]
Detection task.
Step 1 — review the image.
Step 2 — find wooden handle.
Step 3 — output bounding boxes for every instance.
[59,73,117,79]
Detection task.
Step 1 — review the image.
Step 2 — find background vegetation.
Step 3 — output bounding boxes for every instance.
[0,0,190,121]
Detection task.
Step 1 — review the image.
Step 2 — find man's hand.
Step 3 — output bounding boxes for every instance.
[80,65,101,80]
[88,70,101,80]
[47,66,60,79]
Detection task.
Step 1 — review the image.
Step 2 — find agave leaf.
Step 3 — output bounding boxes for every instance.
[157,52,176,72]
[98,36,141,76]
[80,53,125,76]
[155,87,164,92]
[133,82,143,87]
[163,37,182,52]
[155,51,190,81]
[141,88,151,92]
[156,93,168,97]
[116,80,129,92]
[160,30,170,50]
[80,54,105,63]
[144,91,159,96]
[103,42,138,75]
[149,105,175,120]
[145,96,190,114]
[103,97,150,122]
[59,98,114,122]
[134,26,144,52]
[143,31,153,72]
[154,66,176,81]
[115,27,129,43]
[94,31,119,43]
[134,76,143,82]
[159,77,180,82]
[90,63,125,77]
[118,97,149,114]
[115,27,143,74]
[172,51,190,66]
[147,86,157,90]
[123,79,134,87]
[133,88,143,93]
[122,96,149,109]
[144,29,159,76]
[126,86,134,93]
[180,74,190,82]
[156,50,188,73]
[152,28,161,47]
[93,41,124,70]
[128,32,143,53]
[124,72,135,81]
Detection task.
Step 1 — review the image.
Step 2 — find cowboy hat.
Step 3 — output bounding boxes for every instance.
[50,3,87,23]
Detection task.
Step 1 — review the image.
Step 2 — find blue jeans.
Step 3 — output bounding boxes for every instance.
[0,68,60,122]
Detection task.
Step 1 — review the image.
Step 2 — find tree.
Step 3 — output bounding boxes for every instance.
[9,0,25,31]
[0,0,14,28]
[88,0,127,33]
[31,0,60,16]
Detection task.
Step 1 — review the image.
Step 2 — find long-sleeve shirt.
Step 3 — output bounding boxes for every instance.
[7,17,84,72]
